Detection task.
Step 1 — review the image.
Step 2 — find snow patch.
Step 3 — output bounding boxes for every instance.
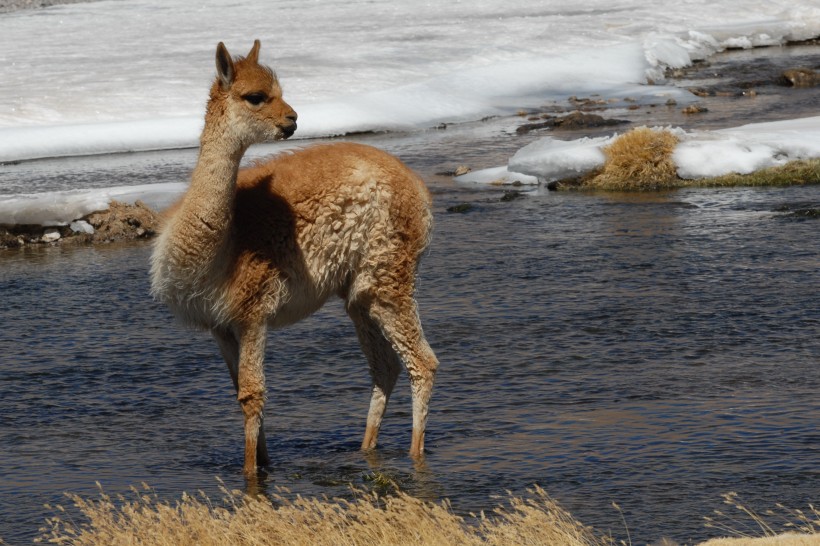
[508,136,612,182]
[674,136,783,179]
[462,116,820,185]
[454,166,538,186]
[0,183,186,226]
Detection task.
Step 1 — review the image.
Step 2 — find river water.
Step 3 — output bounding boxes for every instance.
[1,54,820,544]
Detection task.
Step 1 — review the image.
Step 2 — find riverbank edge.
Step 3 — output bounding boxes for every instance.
[4,160,820,251]
[0,199,160,250]
[20,484,820,546]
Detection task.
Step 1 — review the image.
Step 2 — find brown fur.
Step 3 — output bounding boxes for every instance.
[150,41,438,478]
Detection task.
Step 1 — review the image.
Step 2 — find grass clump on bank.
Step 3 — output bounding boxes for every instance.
[584,127,681,191]
[35,483,614,546]
[555,127,820,191]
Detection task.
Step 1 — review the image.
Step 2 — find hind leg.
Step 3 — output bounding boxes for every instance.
[350,293,438,458]
[347,303,402,450]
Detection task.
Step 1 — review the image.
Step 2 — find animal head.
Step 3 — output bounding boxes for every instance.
[209,40,297,146]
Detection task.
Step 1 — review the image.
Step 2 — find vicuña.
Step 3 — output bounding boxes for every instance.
[150,40,438,477]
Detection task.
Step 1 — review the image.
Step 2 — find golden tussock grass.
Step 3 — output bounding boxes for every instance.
[583,127,680,191]
[12,484,818,546]
[557,127,820,191]
[28,483,820,546]
[33,482,614,546]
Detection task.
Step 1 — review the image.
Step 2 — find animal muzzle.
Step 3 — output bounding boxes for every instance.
[281,121,297,138]
[281,112,298,139]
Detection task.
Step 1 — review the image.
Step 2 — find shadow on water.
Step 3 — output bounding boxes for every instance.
[2,174,818,544]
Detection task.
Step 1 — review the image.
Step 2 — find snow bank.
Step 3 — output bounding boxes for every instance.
[0,44,688,163]
[2,0,818,162]
[0,119,203,164]
[457,116,820,185]
[0,182,186,226]
[643,7,820,81]
[676,117,820,178]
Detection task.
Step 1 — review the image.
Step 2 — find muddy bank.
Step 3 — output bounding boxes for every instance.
[0,200,159,249]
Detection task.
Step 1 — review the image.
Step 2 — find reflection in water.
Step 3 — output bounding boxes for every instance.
[0,180,818,544]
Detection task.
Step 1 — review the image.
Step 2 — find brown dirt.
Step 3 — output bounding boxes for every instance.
[0,200,160,250]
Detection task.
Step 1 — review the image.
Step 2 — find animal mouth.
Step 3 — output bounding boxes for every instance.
[281,122,297,139]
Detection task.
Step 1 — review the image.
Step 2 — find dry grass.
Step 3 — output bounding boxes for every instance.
[700,493,820,546]
[583,127,680,191]
[10,484,817,545]
[34,482,615,546]
[554,128,820,191]
[684,158,820,188]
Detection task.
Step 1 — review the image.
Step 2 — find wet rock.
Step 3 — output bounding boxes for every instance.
[436,165,472,177]
[688,87,747,97]
[682,105,709,115]
[515,118,556,134]
[0,229,24,248]
[774,202,820,218]
[517,111,629,134]
[41,228,61,243]
[781,68,820,87]
[568,95,611,110]
[555,111,629,131]
[500,190,523,202]
[446,203,474,214]
[514,110,558,133]
[69,220,94,234]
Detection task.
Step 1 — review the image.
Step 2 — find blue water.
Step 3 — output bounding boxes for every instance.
[1,126,818,543]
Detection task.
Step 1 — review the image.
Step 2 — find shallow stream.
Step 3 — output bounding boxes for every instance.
[1,46,819,544]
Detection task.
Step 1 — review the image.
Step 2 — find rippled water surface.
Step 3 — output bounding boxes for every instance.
[1,123,819,544]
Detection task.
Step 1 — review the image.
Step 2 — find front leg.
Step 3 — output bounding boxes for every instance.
[235,322,268,477]
[213,328,271,467]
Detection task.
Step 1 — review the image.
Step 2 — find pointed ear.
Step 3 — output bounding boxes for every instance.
[247,39,261,64]
[215,42,235,90]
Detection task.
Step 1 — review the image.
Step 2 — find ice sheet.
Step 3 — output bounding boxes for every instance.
[1,0,817,161]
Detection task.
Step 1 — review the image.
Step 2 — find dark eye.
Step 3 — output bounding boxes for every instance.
[242,92,267,105]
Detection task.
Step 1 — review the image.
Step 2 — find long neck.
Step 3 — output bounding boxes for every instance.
[167,107,247,262]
